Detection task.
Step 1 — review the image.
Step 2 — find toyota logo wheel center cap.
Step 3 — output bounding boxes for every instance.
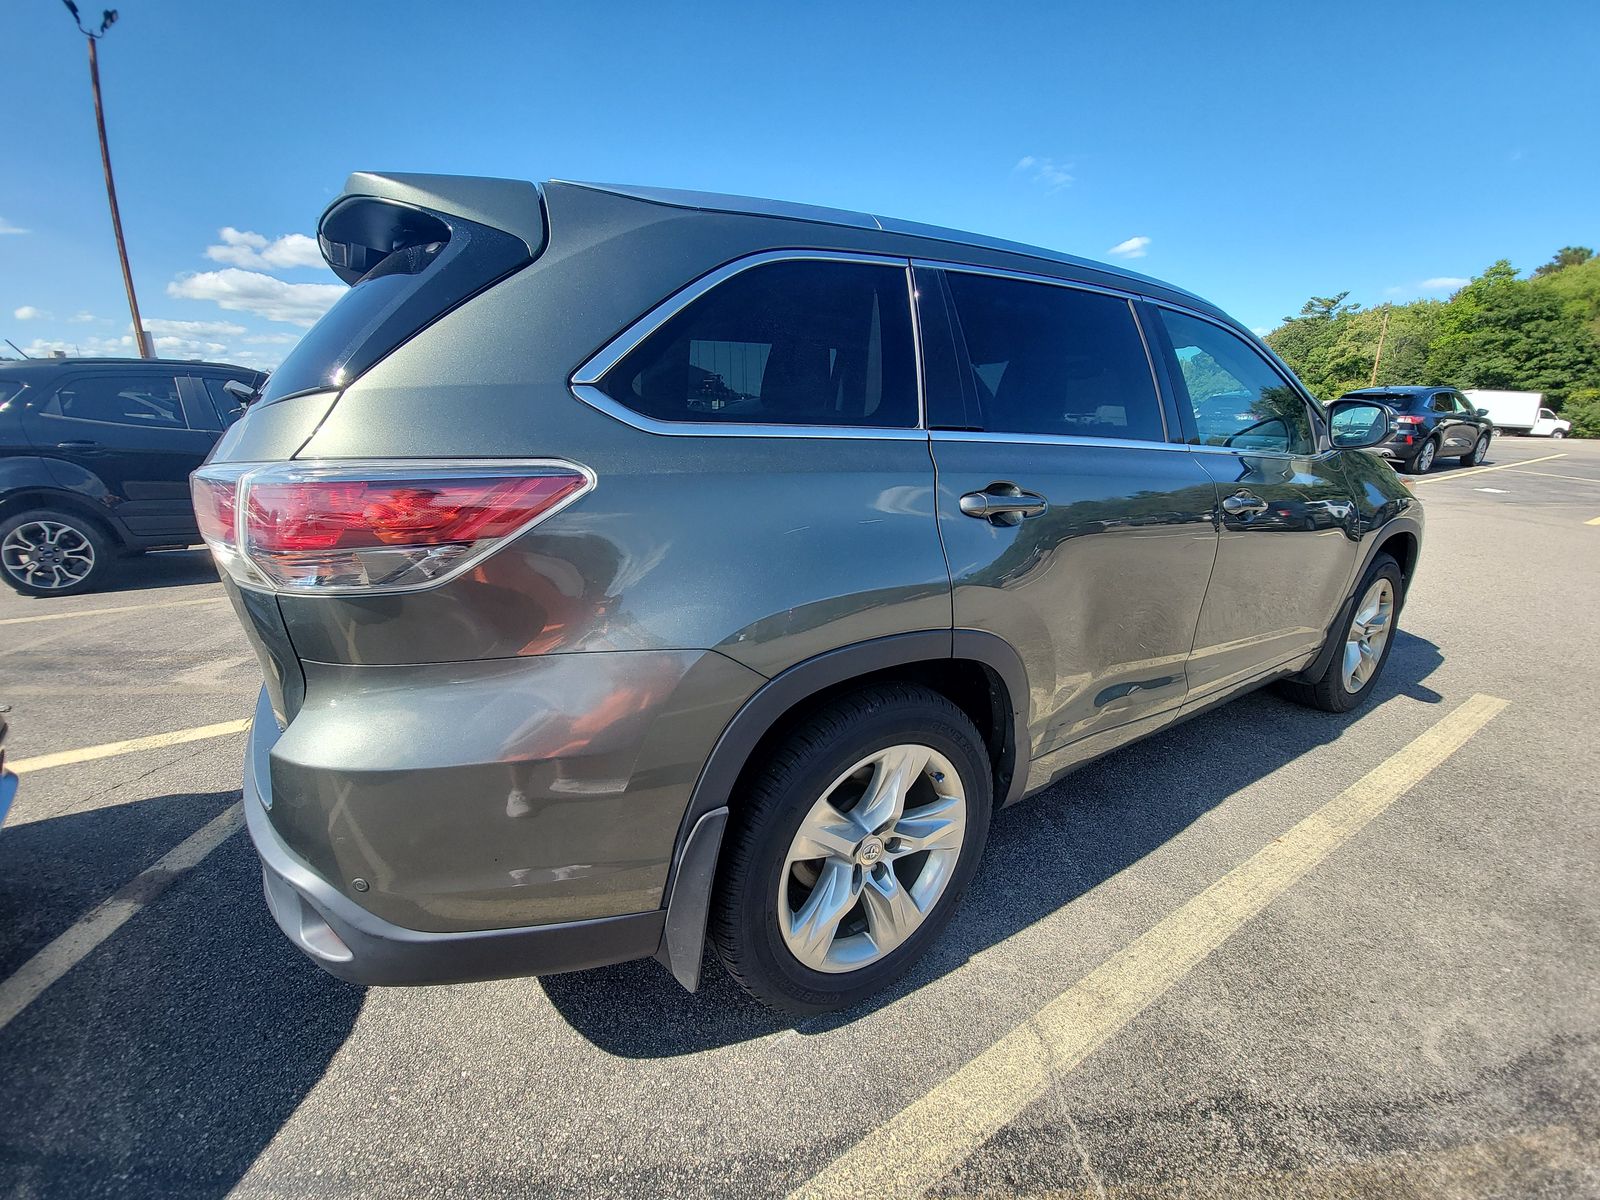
[855,836,885,866]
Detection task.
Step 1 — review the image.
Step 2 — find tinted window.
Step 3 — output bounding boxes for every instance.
[1156,310,1313,454]
[47,374,185,428]
[0,380,23,407]
[943,273,1163,440]
[598,260,917,427]
[1429,394,1454,413]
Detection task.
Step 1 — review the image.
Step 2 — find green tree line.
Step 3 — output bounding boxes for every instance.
[1265,247,1600,436]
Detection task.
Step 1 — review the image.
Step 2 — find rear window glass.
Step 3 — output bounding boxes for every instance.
[597,260,918,428]
[944,272,1164,441]
[46,374,186,429]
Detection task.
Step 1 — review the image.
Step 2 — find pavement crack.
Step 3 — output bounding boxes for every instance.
[1061,1110,1107,1200]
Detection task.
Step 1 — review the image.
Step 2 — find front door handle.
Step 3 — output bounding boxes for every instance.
[959,483,1048,527]
[56,440,100,448]
[1221,491,1269,517]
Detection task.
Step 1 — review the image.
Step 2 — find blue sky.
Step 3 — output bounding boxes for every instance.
[3,0,1597,367]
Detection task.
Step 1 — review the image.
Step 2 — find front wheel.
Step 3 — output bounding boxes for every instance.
[1462,433,1490,466]
[1551,429,1567,440]
[710,684,992,1014]
[0,510,114,597]
[1280,553,1404,713]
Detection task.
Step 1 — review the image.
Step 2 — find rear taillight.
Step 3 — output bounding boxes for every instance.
[190,460,592,594]
[1394,415,1424,426]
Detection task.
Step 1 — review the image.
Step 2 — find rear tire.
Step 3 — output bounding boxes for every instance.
[0,509,115,597]
[1402,439,1437,474]
[710,684,992,1015]
[1280,553,1404,713]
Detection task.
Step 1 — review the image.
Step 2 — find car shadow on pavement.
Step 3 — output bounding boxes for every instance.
[105,548,222,592]
[541,631,1445,1056]
[0,792,364,1199]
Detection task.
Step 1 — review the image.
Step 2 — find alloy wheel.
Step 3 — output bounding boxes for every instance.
[778,743,967,973]
[1342,577,1395,694]
[1416,441,1436,472]
[1,520,97,591]
[1472,436,1489,464]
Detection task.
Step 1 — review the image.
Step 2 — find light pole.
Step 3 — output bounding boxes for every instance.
[62,3,149,358]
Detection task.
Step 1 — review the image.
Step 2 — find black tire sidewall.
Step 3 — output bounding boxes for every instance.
[716,689,992,1013]
[0,509,113,597]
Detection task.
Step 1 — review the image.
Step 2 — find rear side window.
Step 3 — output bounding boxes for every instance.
[942,272,1164,441]
[1429,394,1454,413]
[596,260,917,428]
[46,374,186,428]
[1156,310,1313,454]
[202,377,248,425]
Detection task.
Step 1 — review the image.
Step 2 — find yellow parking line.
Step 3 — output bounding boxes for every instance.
[1516,471,1600,486]
[0,805,243,1030]
[1413,453,1566,483]
[0,595,225,627]
[787,693,1509,1200]
[1587,516,1600,526]
[10,718,251,774]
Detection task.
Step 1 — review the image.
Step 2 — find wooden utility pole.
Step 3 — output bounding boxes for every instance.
[1368,304,1391,386]
[65,4,149,358]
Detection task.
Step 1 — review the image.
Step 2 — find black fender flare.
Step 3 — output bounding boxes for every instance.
[655,629,1029,990]
[1296,513,1423,684]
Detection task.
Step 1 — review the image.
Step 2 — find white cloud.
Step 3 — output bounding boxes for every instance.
[243,331,301,345]
[13,306,49,321]
[1252,326,1272,337]
[70,311,97,323]
[1107,236,1151,259]
[205,227,325,270]
[0,216,27,235]
[18,335,131,358]
[142,317,248,338]
[166,268,343,326]
[1420,277,1469,291]
[1014,155,1074,190]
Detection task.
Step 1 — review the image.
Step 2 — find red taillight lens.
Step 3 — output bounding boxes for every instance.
[191,476,239,548]
[1394,414,1424,426]
[191,461,592,593]
[245,475,586,553]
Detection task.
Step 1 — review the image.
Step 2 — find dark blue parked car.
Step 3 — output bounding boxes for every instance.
[0,357,264,595]
[1339,385,1494,474]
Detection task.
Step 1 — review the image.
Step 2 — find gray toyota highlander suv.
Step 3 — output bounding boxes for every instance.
[196,173,1419,1014]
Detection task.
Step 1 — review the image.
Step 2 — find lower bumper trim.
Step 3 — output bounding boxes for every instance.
[244,794,665,987]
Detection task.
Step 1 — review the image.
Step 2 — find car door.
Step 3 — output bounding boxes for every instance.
[1145,306,1363,703]
[21,369,216,542]
[919,265,1219,764]
[1430,391,1468,453]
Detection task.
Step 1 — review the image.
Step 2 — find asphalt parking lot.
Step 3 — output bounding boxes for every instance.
[1,436,1597,1199]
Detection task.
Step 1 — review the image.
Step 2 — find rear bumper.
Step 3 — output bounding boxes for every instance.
[243,722,665,986]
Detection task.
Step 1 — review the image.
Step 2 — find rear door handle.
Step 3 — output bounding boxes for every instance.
[959,484,1048,526]
[55,440,100,450]
[1221,491,1269,517]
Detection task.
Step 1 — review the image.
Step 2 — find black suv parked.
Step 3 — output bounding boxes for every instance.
[0,357,265,595]
[1339,386,1494,474]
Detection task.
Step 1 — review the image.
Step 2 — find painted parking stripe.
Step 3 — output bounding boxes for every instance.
[1588,516,1600,526]
[10,718,251,774]
[788,693,1509,1200]
[0,594,225,627]
[0,804,243,1031]
[1413,453,1566,483]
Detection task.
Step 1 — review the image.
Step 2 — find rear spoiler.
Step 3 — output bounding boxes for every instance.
[318,172,546,284]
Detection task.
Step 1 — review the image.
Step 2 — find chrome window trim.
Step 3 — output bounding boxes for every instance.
[929,429,1191,453]
[569,249,927,440]
[916,258,1175,446]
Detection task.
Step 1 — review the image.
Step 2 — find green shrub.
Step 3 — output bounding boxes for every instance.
[1562,389,1600,437]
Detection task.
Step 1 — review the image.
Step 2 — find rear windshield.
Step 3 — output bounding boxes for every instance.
[260,212,532,405]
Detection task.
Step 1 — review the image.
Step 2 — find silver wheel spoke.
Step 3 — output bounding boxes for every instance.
[788,860,859,962]
[854,744,929,834]
[791,804,862,862]
[861,865,923,953]
[890,794,965,857]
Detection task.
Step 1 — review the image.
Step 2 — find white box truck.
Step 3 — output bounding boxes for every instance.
[1463,390,1572,437]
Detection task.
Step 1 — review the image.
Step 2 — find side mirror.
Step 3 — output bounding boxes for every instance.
[1326,399,1393,450]
[1476,407,1490,417]
[222,378,258,407]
